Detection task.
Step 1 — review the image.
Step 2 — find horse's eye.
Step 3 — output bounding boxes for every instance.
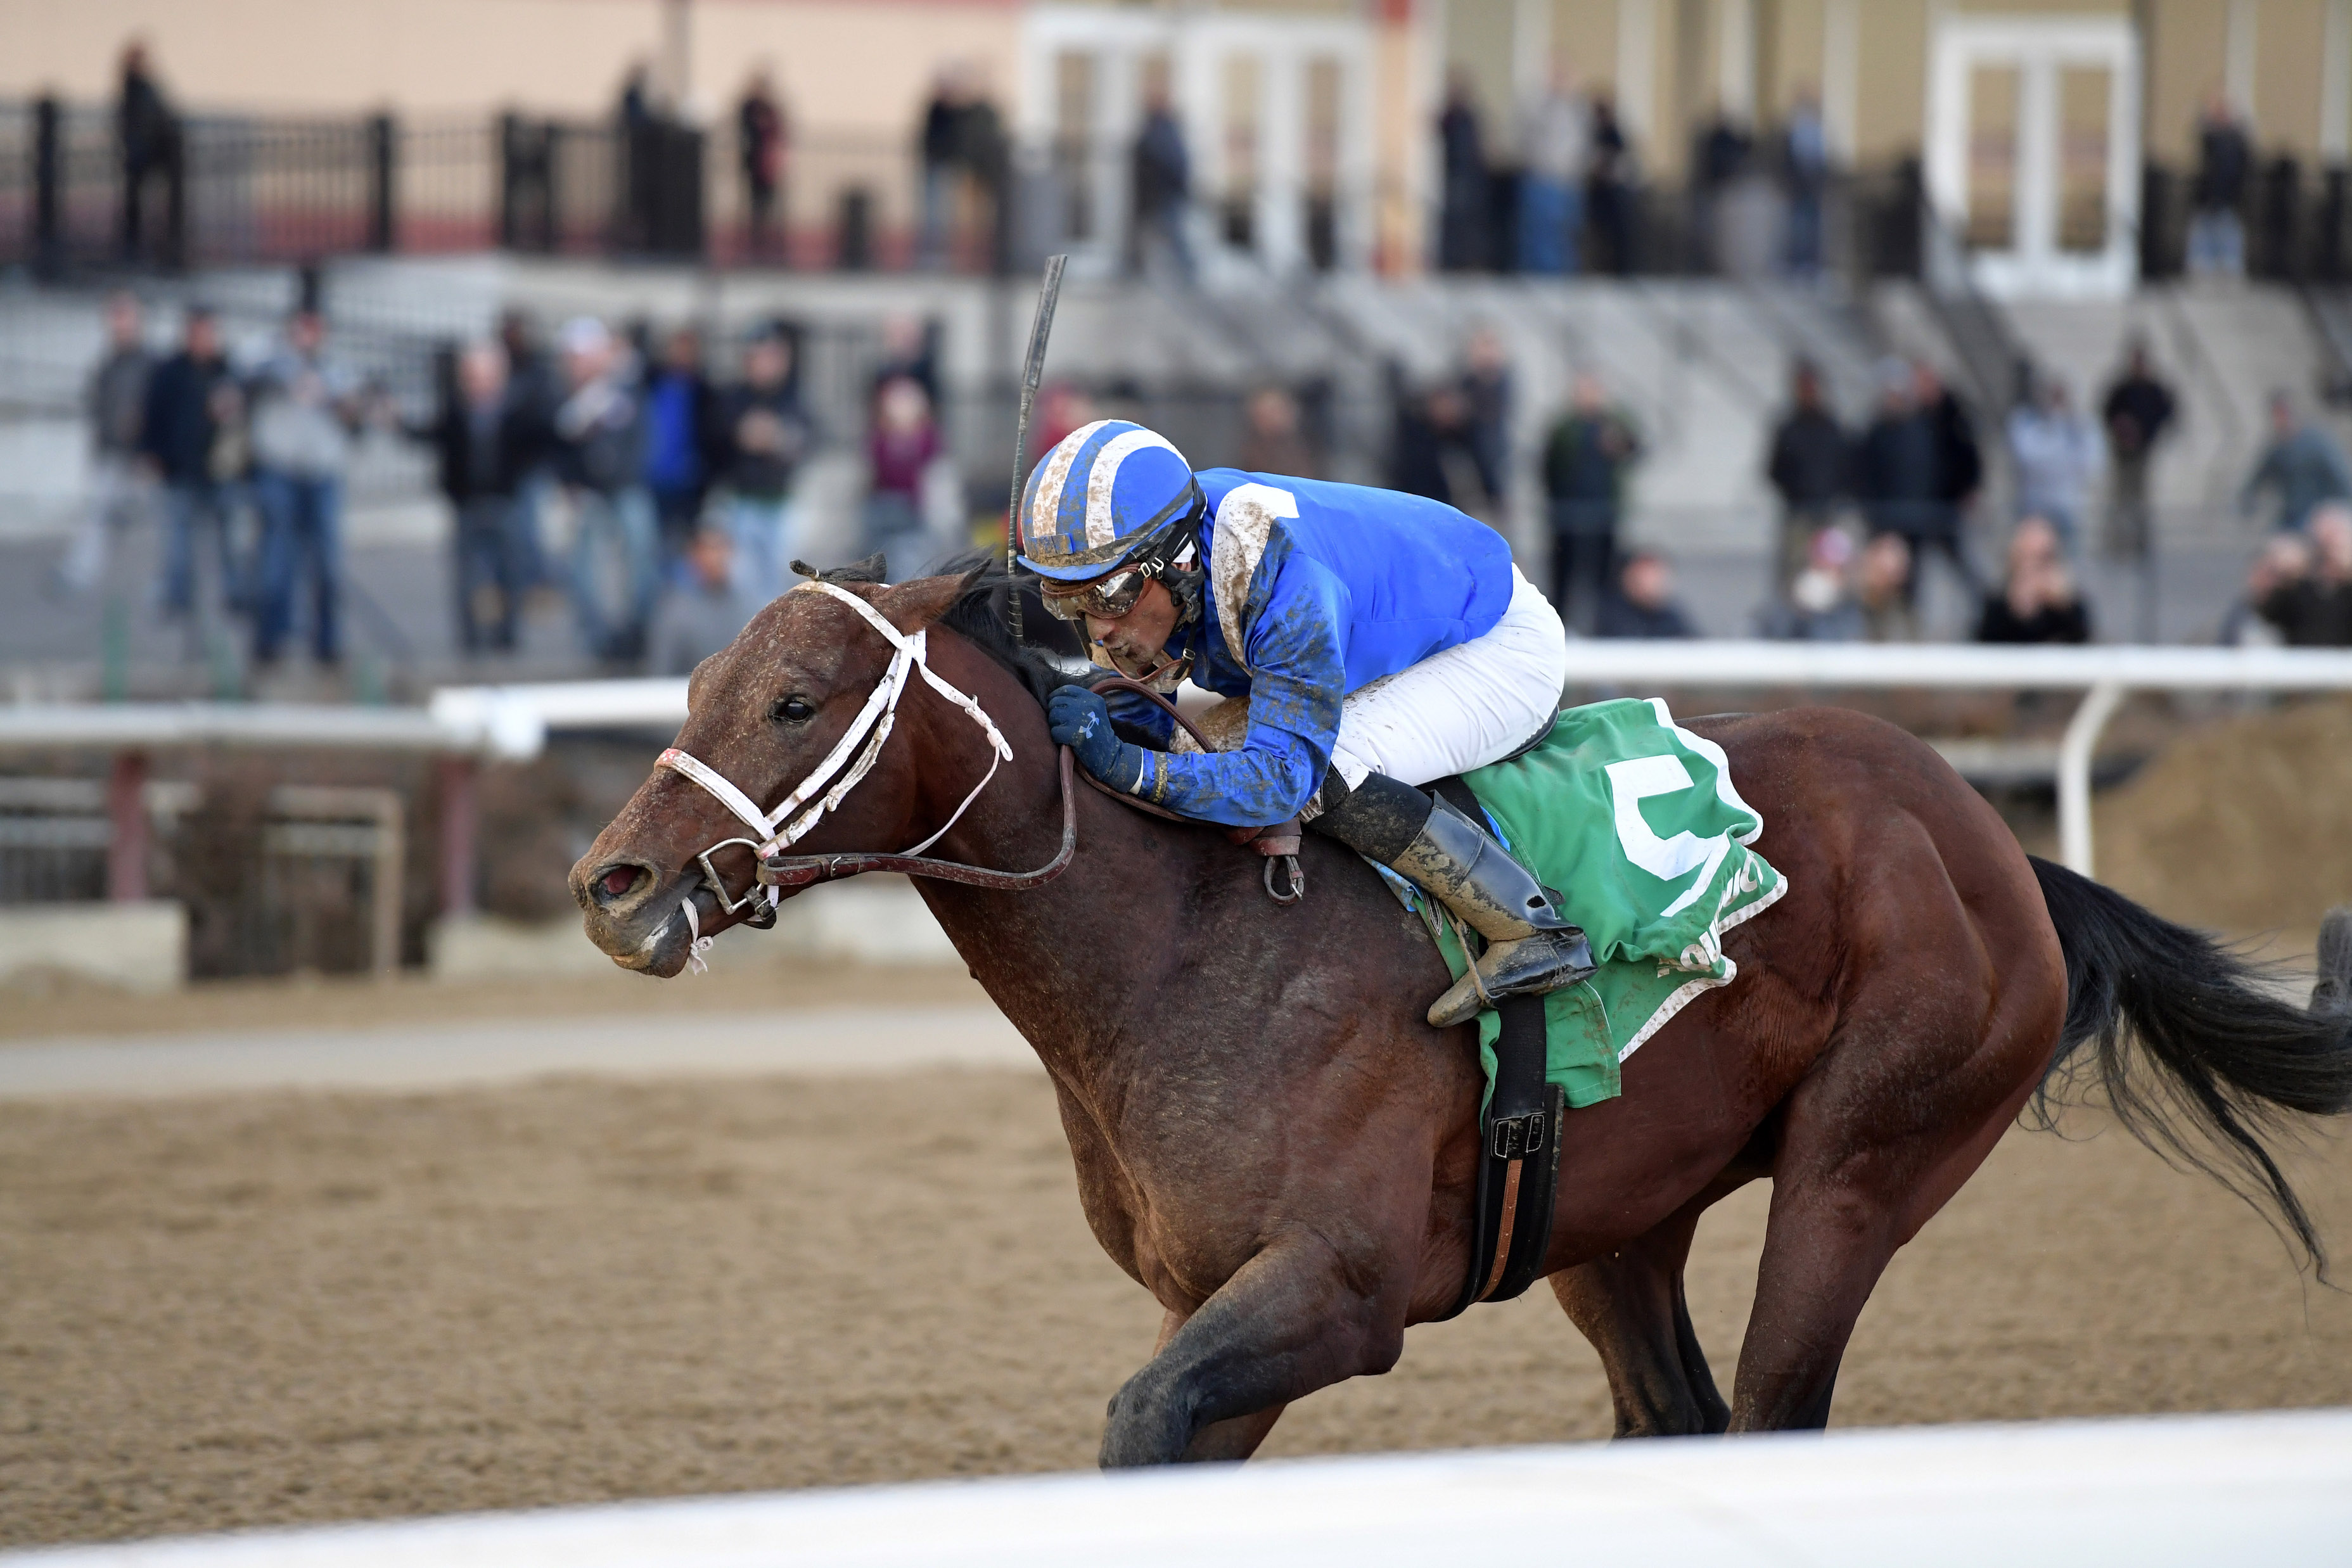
[770,696,815,724]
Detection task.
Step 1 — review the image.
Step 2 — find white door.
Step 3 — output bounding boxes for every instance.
[1926,15,2140,299]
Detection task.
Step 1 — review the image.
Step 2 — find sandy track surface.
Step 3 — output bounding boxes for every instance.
[0,1008,1029,1097]
[3,1068,2348,1549]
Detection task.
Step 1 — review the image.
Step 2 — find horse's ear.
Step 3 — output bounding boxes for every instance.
[875,562,988,634]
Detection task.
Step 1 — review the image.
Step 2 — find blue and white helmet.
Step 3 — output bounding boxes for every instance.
[1018,419,1202,582]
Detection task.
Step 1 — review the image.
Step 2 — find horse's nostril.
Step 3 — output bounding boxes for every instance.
[601,867,641,898]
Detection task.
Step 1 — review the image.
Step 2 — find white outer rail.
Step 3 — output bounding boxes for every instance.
[9,1409,2347,1567]
[11,644,2352,879]
[432,643,2352,878]
[1549,641,2352,876]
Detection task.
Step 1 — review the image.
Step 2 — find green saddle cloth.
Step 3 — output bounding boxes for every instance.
[1378,697,1787,1110]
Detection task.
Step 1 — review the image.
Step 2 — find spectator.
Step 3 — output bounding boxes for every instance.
[1517,60,1590,275]
[954,71,1012,274]
[1132,79,1195,283]
[1855,531,1920,642]
[1387,377,1463,505]
[2240,392,2352,533]
[1542,371,1642,634]
[2254,502,2352,647]
[1759,525,1863,641]
[115,41,181,267]
[615,63,658,254]
[249,308,366,666]
[1456,326,1512,509]
[866,374,941,578]
[411,340,539,655]
[1780,87,1829,277]
[2189,91,2252,279]
[1689,106,1754,273]
[140,304,244,649]
[1765,357,1850,598]
[737,70,786,263]
[55,290,155,598]
[1437,70,1491,272]
[1857,358,1981,604]
[2100,339,2178,564]
[649,525,762,675]
[2005,374,2104,555]
[2223,532,2304,647]
[719,323,814,604]
[1855,357,1938,584]
[1598,550,1695,639]
[550,317,657,664]
[1976,516,2090,644]
[1239,386,1316,478]
[493,308,557,583]
[1917,360,1983,575]
[917,67,966,269]
[640,324,723,564]
[1585,92,1637,274]
[871,314,940,423]
[497,308,556,427]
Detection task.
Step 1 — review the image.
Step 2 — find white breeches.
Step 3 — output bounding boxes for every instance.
[1327,566,1568,792]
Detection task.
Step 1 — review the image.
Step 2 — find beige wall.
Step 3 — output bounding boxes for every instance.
[0,0,1023,139]
[2144,0,2230,164]
[10,0,2344,172]
[2250,0,2332,155]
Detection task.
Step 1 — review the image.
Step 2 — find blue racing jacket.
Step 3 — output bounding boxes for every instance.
[1120,469,1515,827]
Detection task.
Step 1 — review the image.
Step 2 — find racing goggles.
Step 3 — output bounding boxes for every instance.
[1038,563,1159,623]
[1036,512,1201,623]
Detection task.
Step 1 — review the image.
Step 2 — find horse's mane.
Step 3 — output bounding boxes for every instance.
[933,552,1092,708]
[799,550,1089,709]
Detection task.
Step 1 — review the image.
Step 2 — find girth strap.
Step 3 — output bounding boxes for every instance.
[1425,774,1564,1319]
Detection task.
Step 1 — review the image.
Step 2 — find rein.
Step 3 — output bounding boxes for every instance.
[655,580,1077,971]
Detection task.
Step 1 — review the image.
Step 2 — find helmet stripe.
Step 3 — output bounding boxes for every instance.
[1055,420,1133,545]
[1083,427,1182,548]
[1026,418,1112,544]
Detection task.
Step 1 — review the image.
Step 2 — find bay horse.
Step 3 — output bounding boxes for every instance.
[570,561,2352,1463]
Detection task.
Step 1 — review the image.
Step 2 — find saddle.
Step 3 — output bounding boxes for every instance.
[1081,673,1557,1315]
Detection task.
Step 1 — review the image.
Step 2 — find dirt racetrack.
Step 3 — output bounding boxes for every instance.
[4,1059,2349,1548]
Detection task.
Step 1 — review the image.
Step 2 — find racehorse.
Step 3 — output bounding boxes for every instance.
[570,560,2352,1464]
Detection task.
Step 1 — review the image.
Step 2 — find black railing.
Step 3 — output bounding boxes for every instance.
[16,94,2342,290]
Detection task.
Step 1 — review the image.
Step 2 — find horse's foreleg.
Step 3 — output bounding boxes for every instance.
[1550,1182,1738,1437]
[1143,1308,1290,1461]
[1102,1234,1403,1468]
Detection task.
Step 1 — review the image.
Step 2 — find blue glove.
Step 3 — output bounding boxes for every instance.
[1048,684,1150,794]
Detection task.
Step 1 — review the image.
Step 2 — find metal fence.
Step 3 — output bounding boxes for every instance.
[0,772,406,978]
[1,95,1941,288]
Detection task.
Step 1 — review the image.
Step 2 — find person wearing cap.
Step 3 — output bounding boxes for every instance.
[1025,420,1593,1028]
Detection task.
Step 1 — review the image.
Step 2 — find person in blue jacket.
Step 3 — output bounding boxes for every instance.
[1026,419,1594,1027]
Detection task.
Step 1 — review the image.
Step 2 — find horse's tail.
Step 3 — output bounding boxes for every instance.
[2028,856,2352,1276]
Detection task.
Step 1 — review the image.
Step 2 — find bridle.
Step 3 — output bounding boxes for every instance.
[653,580,1077,971]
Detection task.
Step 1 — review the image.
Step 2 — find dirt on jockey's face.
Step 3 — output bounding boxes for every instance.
[1086,577,1181,676]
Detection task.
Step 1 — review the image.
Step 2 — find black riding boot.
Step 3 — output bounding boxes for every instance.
[1310,770,1597,1028]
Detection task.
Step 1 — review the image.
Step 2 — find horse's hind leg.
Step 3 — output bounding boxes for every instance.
[1729,974,2055,1428]
[1552,1182,1738,1437]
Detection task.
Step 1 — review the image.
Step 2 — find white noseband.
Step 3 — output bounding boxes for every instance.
[654,580,1013,972]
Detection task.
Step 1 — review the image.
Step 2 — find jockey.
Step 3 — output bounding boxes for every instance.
[1023,418,1595,1028]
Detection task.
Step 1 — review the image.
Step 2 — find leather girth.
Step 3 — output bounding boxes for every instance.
[1426,774,1565,1320]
